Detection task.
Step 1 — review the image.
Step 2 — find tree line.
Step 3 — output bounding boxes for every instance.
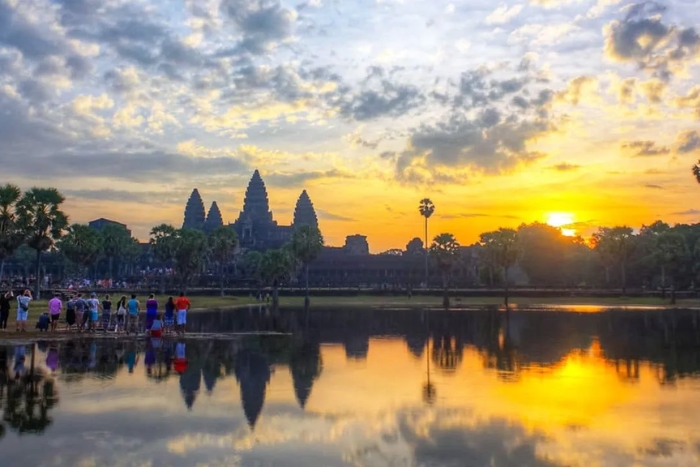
[4,182,700,306]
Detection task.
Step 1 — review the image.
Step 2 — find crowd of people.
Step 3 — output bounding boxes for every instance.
[0,289,192,336]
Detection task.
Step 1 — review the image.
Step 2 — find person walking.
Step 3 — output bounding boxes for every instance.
[0,290,13,330]
[127,294,140,335]
[48,292,62,332]
[174,292,191,336]
[16,289,32,332]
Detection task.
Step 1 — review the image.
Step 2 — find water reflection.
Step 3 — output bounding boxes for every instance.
[0,306,699,465]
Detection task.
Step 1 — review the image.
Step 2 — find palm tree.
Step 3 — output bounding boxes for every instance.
[208,227,239,297]
[58,224,104,278]
[260,249,294,308]
[419,199,435,288]
[0,184,25,280]
[591,226,635,295]
[479,228,520,306]
[654,231,689,304]
[100,224,132,281]
[243,250,264,295]
[172,229,208,293]
[150,224,178,293]
[288,225,324,307]
[693,160,700,184]
[430,233,460,308]
[16,188,68,299]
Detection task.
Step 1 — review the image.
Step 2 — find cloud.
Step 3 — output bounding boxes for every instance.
[604,3,700,80]
[676,130,700,154]
[62,189,183,204]
[555,76,599,105]
[674,86,700,119]
[220,0,297,55]
[550,163,581,172]
[335,67,425,121]
[485,4,524,25]
[621,140,670,157]
[644,184,664,189]
[263,169,356,187]
[317,209,354,222]
[672,209,700,216]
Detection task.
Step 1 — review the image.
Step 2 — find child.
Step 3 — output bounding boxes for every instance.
[36,312,50,331]
[150,313,163,338]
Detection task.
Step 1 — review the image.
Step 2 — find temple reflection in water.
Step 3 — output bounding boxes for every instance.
[2,306,700,465]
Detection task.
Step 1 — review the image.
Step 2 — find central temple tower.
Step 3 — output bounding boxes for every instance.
[233,170,291,249]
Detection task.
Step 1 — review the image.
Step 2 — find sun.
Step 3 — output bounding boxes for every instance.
[546,212,576,237]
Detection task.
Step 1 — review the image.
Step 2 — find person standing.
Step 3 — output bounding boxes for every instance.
[87,293,101,332]
[115,295,127,333]
[127,294,140,335]
[145,294,158,331]
[174,292,191,336]
[74,293,87,332]
[101,295,112,333]
[0,290,13,330]
[48,293,62,332]
[66,295,76,331]
[164,297,175,335]
[16,289,32,332]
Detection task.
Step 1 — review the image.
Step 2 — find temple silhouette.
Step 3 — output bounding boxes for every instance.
[182,170,319,250]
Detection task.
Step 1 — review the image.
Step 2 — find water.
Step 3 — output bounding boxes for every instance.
[2,306,700,466]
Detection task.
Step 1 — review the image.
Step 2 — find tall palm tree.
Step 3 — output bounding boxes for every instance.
[591,226,635,295]
[419,199,435,288]
[149,224,178,293]
[479,228,520,306]
[58,224,104,278]
[260,249,294,308]
[430,233,460,308]
[289,225,324,307]
[208,226,239,297]
[16,188,68,299]
[0,184,25,280]
[172,229,208,293]
[693,160,700,184]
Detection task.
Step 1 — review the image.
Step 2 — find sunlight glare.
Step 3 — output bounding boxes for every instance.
[546,212,576,237]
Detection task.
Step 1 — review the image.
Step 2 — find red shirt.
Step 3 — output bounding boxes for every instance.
[175,297,190,311]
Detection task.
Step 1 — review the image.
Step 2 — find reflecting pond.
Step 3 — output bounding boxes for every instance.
[2,306,700,466]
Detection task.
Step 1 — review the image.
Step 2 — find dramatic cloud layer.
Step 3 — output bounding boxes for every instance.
[1,0,699,249]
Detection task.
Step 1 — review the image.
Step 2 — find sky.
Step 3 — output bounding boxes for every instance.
[1,0,699,252]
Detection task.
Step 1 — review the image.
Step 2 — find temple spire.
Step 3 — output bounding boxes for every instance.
[204,201,224,233]
[240,169,273,224]
[183,189,206,230]
[293,190,319,229]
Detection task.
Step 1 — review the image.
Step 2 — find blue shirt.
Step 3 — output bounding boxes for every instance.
[127,299,139,315]
[151,319,163,331]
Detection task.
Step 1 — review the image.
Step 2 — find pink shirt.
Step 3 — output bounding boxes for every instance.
[48,297,62,315]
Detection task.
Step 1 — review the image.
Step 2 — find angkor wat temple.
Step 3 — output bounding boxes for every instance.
[182,170,319,250]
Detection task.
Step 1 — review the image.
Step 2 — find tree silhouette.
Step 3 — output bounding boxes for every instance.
[16,188,69,298]
[430,233,460,307]
[419,199,435,287]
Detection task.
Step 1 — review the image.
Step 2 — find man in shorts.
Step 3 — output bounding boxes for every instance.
[174,292,191,336]
[47,293,62,331]
[16,290,32,333]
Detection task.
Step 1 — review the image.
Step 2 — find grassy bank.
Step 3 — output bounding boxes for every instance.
[1,294,697,341]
